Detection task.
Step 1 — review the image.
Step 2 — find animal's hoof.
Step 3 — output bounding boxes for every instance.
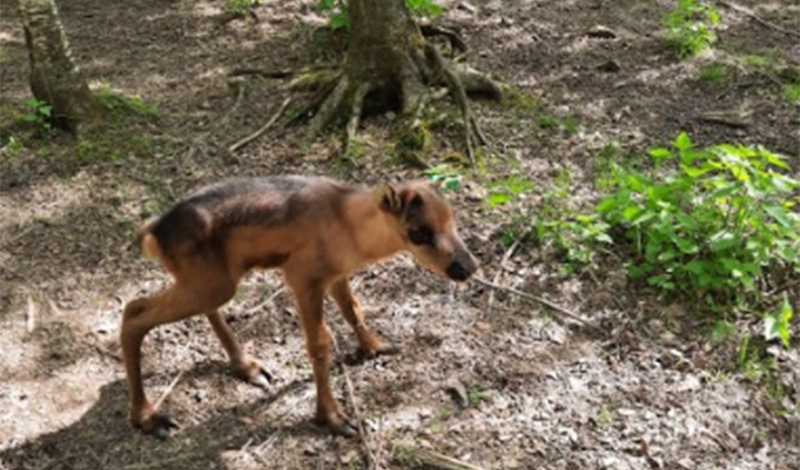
[344,341,401,365]
[316,412,358,438]
[136,413,180,439]
[233,356,273,389]
[331,420,358,438]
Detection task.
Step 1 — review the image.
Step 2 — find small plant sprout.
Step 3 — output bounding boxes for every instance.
[661,0,720,58]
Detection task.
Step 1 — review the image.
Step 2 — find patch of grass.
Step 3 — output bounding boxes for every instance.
[467,384,484,407]
[595,404,614,427]
[698,61,729,82]
[784,81,800,105]
[98,83,159,118]
[661,0,719,59]
[500,84,538,111]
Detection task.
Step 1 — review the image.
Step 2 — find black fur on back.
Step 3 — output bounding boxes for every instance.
[145,176,350,260]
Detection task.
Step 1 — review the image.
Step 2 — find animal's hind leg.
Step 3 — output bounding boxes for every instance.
[329,278,400,363]
[206,310,272,388]
[121,276,235,438]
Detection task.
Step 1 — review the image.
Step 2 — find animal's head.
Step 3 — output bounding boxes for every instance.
[374,180,478,282]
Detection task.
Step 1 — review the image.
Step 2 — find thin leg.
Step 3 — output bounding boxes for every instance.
[288,277,356,437]
[206,310,271,388]
[329,278,399,360]
[121,279,234,438]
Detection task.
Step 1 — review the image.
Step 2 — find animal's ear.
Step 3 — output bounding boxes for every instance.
[374,183,403,214]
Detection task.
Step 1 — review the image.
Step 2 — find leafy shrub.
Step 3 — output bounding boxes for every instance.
[21,98,53,133]
[596,132,799,308]
[661,0,719,58]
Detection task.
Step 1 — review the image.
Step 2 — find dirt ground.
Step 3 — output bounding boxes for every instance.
[1,0,799,469]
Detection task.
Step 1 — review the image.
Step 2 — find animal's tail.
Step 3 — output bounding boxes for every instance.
[136,219,163,262]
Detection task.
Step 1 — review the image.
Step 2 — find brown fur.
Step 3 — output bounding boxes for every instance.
[121,175,478,437]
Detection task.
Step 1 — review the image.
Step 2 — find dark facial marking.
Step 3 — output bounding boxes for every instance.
[408,225,435,246]
[405,194,424,221]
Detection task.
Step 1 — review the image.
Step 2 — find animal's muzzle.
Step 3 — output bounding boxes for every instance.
[445,250,478,282]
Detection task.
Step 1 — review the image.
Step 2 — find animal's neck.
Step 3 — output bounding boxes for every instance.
[344,190,405,262]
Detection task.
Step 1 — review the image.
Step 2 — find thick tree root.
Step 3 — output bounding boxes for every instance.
[286,39,501,164]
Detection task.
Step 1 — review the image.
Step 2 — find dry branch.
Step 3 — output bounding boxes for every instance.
[228,97,292,153]
[153,371,184,411]
[473,276,599,331]
[716,1,800,39]
[331,333,380,470]
[394,444,487,470]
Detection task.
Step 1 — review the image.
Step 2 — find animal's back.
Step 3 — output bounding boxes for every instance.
[141,175,347,263]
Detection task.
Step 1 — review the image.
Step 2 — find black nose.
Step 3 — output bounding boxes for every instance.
[446,261,471,282]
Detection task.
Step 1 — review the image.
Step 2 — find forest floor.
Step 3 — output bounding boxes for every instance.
[1,0,799,469]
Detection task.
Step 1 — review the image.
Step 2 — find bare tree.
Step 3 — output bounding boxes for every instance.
[17,0,98,133]
[301,0,501,162]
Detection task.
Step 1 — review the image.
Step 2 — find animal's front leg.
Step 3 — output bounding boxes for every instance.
[329,278,400,364]
[290,278,357,437]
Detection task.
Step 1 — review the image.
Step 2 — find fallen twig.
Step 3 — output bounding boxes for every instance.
[717,1,800,39]
[393,443,487,470]
[229,68,294,79]
[228,97,292,153]
[153,371,184,411]
[25,294,36,333]
[331,333,380,470]
[473,276,599,331]
[487,238,520,314]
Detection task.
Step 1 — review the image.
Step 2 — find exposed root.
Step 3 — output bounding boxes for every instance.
[310,75,350,135]
[285,40,500,165]
[456,66,503,100]
[343,83,371,159]
[286,74,341,127]
[425,43,476,165]
[420,24,467,56]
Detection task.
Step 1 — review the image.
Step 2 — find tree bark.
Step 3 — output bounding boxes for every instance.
[294,0,500,164]
[17,0,98,133]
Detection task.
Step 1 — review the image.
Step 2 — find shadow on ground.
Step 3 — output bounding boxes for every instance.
[0,369,317,470]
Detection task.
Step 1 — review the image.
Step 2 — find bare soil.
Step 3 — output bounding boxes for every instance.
[1,1,799,469]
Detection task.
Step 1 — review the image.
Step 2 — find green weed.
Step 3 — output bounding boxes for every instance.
[661,0,720,58]
[698,61,729,82]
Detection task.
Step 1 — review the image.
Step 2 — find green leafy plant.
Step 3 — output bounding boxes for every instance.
[21,98,53,133]
[764,296,793,348]
[316,0,441,31]
[596,133,800,313]
[422,164,461,191]
[661,0,720,58]
[486,174,532,208]
[784,81,800,105]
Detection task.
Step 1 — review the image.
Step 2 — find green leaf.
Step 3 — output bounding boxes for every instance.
[648,147,673,162]
[675,237,699,254]
[763,202,794,228]
[673,132,693,152]
[764,297,793,348]
[488,193,512,207]
[709,230,738,252]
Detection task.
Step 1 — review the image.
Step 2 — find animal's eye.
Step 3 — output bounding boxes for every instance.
[408,226,435,246]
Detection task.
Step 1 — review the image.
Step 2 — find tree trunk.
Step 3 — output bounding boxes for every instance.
[17,0,98,133]
[297,0,500,164]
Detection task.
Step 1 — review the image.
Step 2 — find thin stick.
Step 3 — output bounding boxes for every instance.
[487,238,520,313]
[228,97,292,153]
[331,334,379,470]
[153,371,184,411]
[25,294,36,333]
[473,277,599,331]
[717,1,800,39]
